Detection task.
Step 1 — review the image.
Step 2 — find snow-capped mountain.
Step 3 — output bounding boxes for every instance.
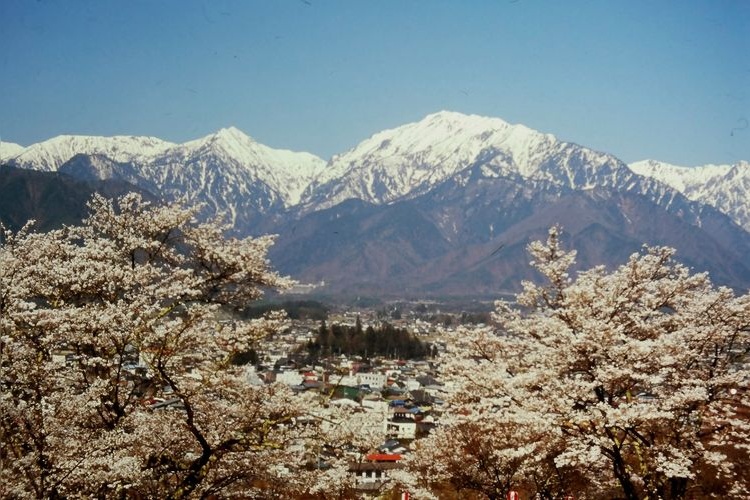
[9,128,326,232]
[8,114,743,232]
[629,159,732,192]
[303,111,670,211]
[5,112,750,296]
[151,127,326,208]
[0,140,25,161]
[9,134,175,172]
[305,111,552,209]
[630,159,750,231]
[272,112,750,295]
[129,127,325,228]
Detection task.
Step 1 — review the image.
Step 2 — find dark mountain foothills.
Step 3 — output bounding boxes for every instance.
[267,173,750,298]
[0,162,154,233]
[4,152,750,299]
[52,152,285,232]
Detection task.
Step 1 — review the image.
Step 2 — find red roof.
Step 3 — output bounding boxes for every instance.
[366,453,402,462]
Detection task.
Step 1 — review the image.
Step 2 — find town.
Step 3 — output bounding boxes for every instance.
[211,301,479,494]
[48,299,484,496]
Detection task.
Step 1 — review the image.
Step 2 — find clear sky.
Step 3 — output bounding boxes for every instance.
[1,0,748,166]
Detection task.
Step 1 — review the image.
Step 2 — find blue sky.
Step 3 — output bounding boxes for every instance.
[1,1,748,165]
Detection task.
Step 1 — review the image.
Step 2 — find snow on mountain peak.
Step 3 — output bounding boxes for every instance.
[148,127,326,210]
[216,125,246,136]
[0,140,25,161]
[305,110,570,209]
[9,116,748,235]
[421,110,511,131]
[629,158,750,230]
[9,127,325,222]
[629,159,732,192]
[11,134,176,172]
[213,126,256,145]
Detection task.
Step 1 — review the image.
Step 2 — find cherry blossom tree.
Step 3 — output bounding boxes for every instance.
[406,227,750,499]
[0,193,379,498]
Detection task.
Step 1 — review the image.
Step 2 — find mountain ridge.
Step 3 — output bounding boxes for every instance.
[629,159,750,231]
[5,114,748,224]
[0,141,25,161]
[7,127,326,231]
[4,112,750,296]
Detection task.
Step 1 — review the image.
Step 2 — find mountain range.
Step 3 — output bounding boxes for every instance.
[2,111,749,297]
[629,159,750,232]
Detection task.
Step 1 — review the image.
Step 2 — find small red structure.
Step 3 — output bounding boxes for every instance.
[365,453,402,462]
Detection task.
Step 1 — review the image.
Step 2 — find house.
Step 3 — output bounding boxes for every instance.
[415,374,440,387]
[50,348,76,366]
[244,365,264,386]
[385,419,417,440]
[349,456,402,492]
[365,453,402,462]
[148,398,185,411]
[406,389,433,406]
[404,378,421,392]
[333,371,387,390]
[356,372,387,389]
[378,439,407,454]
[275,370,303,386]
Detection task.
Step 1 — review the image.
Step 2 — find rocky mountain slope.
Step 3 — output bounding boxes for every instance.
[7,128,325,232]
[9,134,175,171]
[4,113,749,296]
[630,159,750,232]
[303,111,677,212]
[270,163,750,296]
[0,165,152,232]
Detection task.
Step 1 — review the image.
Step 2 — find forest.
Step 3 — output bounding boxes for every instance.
[306,318,430,360]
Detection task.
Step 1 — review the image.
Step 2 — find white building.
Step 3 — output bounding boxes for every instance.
[356,372,387,388]
[385,420,416,440]
[275,370,303,386]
